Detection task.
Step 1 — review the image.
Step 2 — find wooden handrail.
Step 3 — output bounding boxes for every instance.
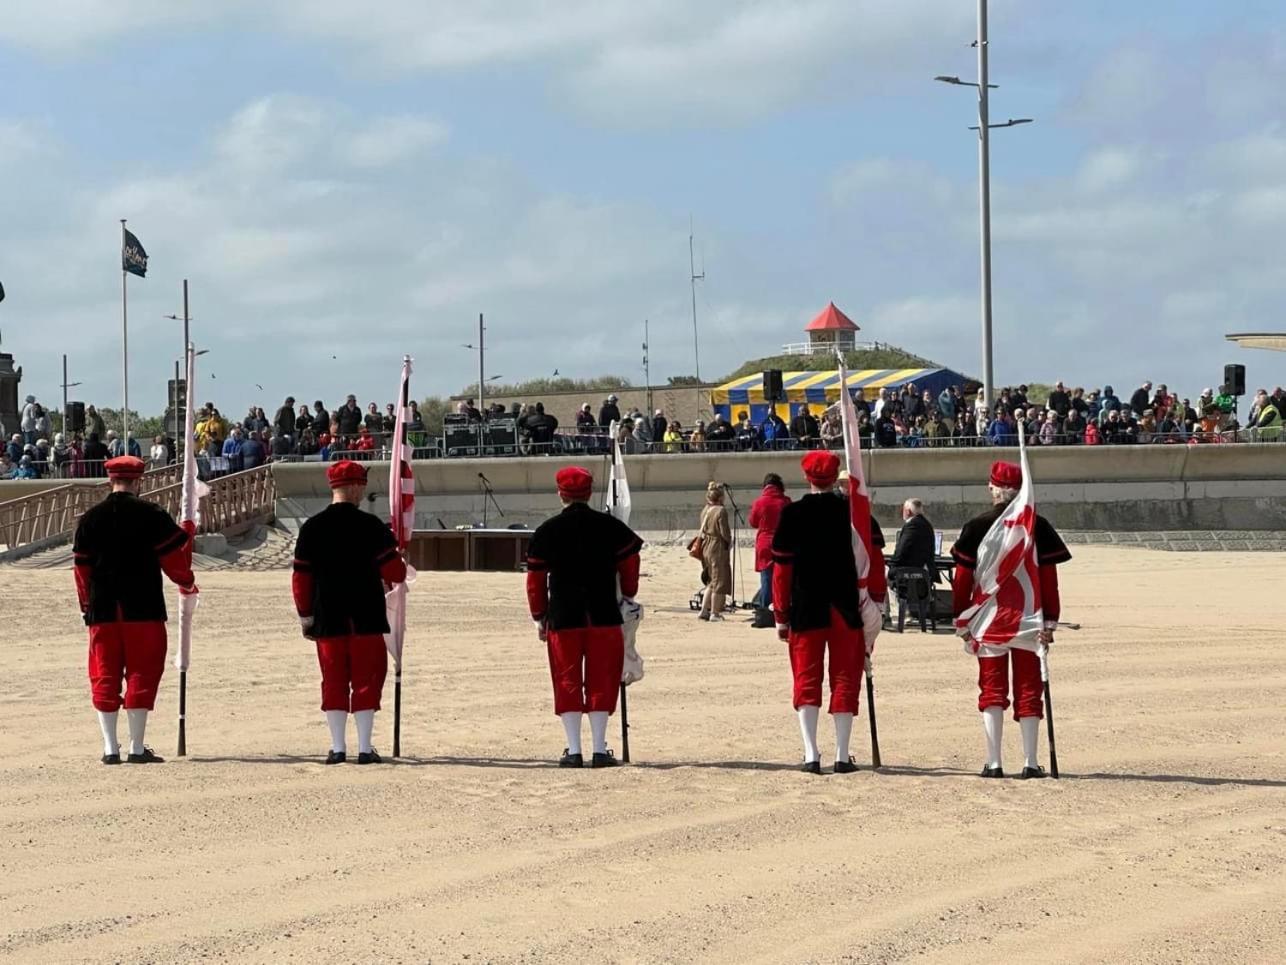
[0,463,269,556]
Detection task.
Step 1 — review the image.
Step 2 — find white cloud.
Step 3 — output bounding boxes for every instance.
[341,116,448,168]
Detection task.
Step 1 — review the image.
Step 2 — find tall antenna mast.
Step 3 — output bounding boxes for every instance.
[689,216,705,415]
[642,318,653,417]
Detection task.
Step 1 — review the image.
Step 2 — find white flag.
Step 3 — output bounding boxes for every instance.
[175,344,210,672]
[606,420,644,684]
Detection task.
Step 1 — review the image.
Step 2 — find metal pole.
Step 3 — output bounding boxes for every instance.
[173,360,180,443]
[643,318,653,417]
[976,0,995,404]
[689,224,704,416]
[120,220,129,450]
[477,312,485,454]
[182,280,190,459]
[62,354,68,441]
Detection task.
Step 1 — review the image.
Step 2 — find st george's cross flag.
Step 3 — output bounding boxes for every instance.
[122,229,148,277]
[384,356,416,670]
[954,432,1046,656]
[835,355,876,603]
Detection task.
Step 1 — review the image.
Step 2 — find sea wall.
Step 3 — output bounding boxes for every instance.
[269,445,1286,535]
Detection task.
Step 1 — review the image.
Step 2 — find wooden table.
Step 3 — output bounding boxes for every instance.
[408,528,532,572]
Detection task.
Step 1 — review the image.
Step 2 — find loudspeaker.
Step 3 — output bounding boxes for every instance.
[66,401,85,433]
[1224,363,1246,396]
[763,369,784,402]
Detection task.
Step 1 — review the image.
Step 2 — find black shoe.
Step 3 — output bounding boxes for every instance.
[101,753,121,765]
[980,765,1004,779]
[324,750,347,765]
[801,760,823,775]
[559,749,584,768]
[697,612,710,622]
[126,747,164,764]
[591,751,619,769]
[357,750,383,765]
[1019,765,1046,780]
[833,758,859,774]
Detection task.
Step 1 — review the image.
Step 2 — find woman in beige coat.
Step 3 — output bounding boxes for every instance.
[698,481,733,621]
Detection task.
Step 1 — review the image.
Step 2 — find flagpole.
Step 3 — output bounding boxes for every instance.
[120,220,129,449]
[393,355,411,760]
[1041,645,1059,778]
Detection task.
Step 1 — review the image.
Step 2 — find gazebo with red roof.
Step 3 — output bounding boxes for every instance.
[804,301,860,351]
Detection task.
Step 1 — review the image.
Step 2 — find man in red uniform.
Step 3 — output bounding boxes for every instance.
[292,460,408,764]
[526,466,643,768]
[771,452,887,774]
[73,455,197,764]
[950,461,1071,779]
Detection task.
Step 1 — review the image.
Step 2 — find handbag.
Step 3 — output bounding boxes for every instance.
[688,535,705,559]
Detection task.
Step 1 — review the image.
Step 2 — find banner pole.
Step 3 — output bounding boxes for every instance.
[1041,645,1059,778]
[177,670,187,757]
[393,356,411,759]
[619,683,630,763]
[864,662,881,769]
[120,220,129,448]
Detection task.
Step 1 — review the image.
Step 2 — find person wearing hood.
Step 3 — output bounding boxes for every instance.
[632,414,653,450]
[14,454,38,479]
[748,473,791,628]
[1098,386,1121,424]
[85,405,107,440]
[52,433,74,477]
[598,394,621,429]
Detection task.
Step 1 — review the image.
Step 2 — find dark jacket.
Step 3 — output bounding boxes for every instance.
[73,493,190,625]
[889,512,938,581]
[526,502,643,631]
[599,403,621,428]
[292,502,400,637]
[337,404,362,435]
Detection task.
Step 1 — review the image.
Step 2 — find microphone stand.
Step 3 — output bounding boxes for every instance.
[477,472,505,528]
[722,484,749,610]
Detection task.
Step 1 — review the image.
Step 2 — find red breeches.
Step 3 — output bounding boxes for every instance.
[977,649,1043,720]
[788,607,864,714]
[547,626,624,716]
[87,621,168,712]
[316,635,388,712]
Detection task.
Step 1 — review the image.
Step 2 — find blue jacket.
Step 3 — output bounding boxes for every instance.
[988,418,1017,446]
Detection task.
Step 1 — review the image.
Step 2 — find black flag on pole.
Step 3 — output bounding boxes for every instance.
[0,279,6,302]
[122,229,148,277]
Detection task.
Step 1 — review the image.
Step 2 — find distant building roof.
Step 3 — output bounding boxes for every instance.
[804,301,859,333]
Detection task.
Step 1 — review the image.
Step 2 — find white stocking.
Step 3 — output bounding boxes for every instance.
[97,711,120,756]
[325,710,347,753]
[797,705,820,763]
[354,709,375,754]
[833,712,854,763]
[588,711,610,755]
[981,706,1003,768]
[126,709,149,755]
[1019,716,1040,769]
[560,711,583,756]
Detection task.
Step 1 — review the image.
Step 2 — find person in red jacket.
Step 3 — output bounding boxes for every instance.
[771,451,887,774]
[292,460,408,764]
[526,467,644,768]
[950,461,1071,779]
[73,456,197,764]
[748,473,791,628]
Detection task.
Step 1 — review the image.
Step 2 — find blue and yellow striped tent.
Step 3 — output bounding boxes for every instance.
[710,367,969,423]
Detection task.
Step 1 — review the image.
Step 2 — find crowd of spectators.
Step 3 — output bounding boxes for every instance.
[4,377,1281,481]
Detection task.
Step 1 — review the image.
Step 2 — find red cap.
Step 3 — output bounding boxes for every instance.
[801,450,840,488]
[105,455,145,480]
[327,459,368,489]
[990,461,1022,489]
[556,466,594,501]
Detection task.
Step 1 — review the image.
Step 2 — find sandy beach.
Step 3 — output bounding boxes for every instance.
[2,544,1284,964]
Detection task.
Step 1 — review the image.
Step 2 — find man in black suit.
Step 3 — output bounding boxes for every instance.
[887,498,938,583]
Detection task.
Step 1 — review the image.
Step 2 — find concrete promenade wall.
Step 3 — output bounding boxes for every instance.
[270,445,1286,536]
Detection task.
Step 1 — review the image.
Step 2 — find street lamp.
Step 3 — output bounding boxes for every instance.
[935,0,1033,405]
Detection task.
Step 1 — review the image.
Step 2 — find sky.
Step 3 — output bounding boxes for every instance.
[2,0,1285,416]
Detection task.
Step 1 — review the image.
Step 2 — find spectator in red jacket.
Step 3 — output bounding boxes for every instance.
[748,472,791,626]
